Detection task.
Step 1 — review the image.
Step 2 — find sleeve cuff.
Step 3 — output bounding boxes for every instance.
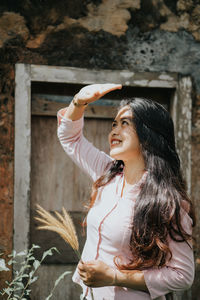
[143,269,167,300]
[143,269,156,299]
[57,108,84,129]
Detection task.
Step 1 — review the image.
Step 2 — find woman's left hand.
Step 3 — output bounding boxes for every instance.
[78,260,115,287]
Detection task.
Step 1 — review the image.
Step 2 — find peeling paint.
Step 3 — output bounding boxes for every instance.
[133,79,176,88]
[160,13,190,32]
[152,0,200,41]
[59,0,141,36]
[14,64,31,254]
[120,71,134,78]
[158,74,174,81]
[147,80,175,88]
[177,0,194,11]
[133,80,148,86]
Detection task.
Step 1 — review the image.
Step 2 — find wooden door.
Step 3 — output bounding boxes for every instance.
[29,83,172,299]
[14,65,193,300]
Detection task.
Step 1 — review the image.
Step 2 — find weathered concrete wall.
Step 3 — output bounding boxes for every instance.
[0,0,200,297]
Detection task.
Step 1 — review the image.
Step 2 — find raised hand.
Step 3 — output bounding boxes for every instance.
[73,83,122,106]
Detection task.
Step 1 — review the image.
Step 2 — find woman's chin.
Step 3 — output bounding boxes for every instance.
[110,149,123,160]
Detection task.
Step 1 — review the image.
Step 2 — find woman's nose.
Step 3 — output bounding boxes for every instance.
[112,125,120,135]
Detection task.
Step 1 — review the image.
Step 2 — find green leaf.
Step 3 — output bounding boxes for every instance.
[29,270,34,278]
[32,244,41,249]
[17,250,27,256]
[28,256,36,261]
[33,260,40,270]
[41,247,58,261]
[45,271,72,300]
[54,271,71,286]
[8,259,13,265]
[14,287,24,291]
[30,276,38,284]
[0,258,9,271]
[15,282,24,288]
[3,287,12,295]
[24,264,31,269]
[25,289,31,295]
[46,292,53,299]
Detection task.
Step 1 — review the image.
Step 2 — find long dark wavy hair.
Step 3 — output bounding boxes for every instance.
[88,98,196,270]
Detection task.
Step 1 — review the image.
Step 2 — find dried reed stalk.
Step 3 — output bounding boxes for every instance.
[35,204,80,259]
[35,204,94,300]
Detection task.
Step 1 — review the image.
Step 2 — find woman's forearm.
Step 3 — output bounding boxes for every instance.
[78,260,149,292]
[114,269,148,293]
[63,100,87,121]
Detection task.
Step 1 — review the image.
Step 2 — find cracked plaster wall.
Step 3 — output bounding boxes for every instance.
[0,0,200,297]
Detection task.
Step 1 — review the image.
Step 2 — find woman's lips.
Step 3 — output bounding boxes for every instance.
[110,139,122,148]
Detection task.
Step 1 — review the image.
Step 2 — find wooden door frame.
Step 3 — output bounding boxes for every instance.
[14,63,192,254]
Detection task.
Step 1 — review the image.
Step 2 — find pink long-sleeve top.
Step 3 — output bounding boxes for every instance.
[57,108,194,300]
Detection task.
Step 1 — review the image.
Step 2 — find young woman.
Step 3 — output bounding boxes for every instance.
[57,84,195,300]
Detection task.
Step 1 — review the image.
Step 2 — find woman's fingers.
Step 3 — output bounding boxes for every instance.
[75,83,122,105]
[78,260,86,271]
[99,83,122,95]
[78,261,93,286]
[91,83,122,98]
[77,260,116,287]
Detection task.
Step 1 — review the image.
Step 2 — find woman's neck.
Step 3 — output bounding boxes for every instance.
[123,154,145,186]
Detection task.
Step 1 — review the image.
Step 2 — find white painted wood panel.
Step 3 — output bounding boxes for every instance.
[30,64,178,88]
[14,64,31,253]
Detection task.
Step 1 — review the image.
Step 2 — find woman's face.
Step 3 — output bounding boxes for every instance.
[108,105,141,162]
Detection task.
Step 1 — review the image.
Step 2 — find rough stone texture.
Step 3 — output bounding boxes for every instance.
[0,12,29,47]
[69,0,140,36]
[124,29,200,91]
[0,0,200,298]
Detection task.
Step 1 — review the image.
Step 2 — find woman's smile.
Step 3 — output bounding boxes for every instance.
[110,138,122,147]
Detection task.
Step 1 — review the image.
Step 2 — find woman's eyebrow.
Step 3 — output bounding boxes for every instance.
[119,117,133,121]
[113,117,132,122]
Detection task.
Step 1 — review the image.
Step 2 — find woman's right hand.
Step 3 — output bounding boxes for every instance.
[73,83,122,106]
[63,83,122,121]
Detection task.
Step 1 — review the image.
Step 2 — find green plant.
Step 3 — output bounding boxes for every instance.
[0,245,71,300]
[0,256,9,272]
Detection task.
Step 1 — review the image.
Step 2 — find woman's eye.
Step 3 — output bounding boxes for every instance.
[122,120,128,125]
[112,122,117,128]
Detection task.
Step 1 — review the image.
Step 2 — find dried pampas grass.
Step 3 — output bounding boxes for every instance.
[35,204,80,258]
[35,204,95,300]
